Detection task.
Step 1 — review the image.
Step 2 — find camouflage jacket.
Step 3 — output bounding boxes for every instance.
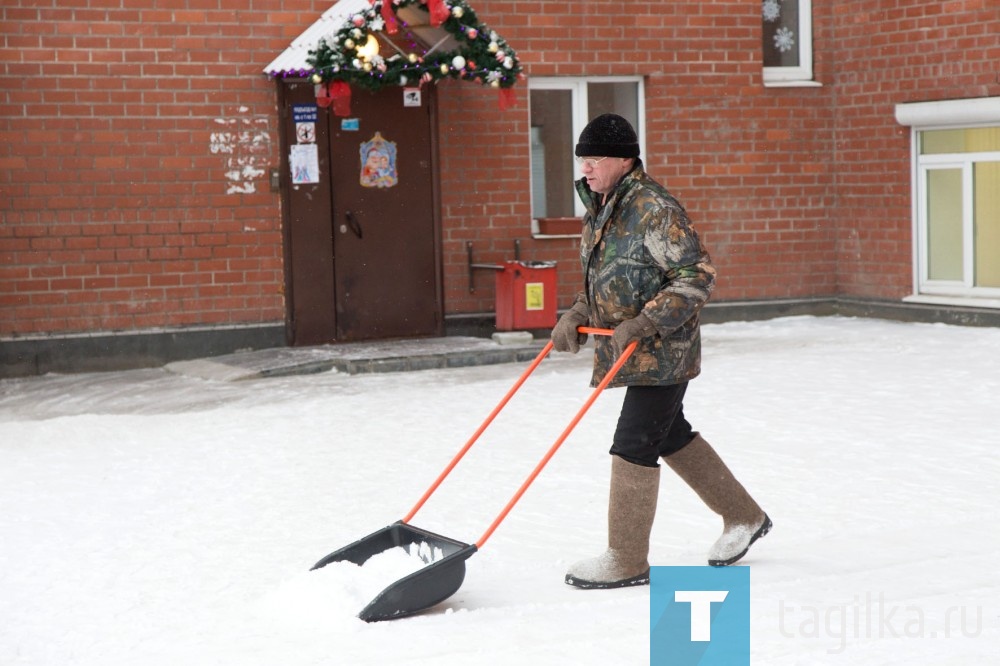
[574,163,716,388]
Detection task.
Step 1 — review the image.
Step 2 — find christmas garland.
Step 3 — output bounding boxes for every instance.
[306,0,522,92]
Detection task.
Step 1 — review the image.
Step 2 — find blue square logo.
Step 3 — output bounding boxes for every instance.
[650,566,750,665]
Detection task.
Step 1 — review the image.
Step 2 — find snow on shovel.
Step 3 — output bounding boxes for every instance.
[312,328,636,622]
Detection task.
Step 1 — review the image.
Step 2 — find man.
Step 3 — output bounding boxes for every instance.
[552,113,771,589]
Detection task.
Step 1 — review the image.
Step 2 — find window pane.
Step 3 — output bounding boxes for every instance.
[762,0,800,67]
[974,162,1000,287]
[926,169,964,281]
[587,82,639,132]
[921,127,1000,154]
[529,89,575,218]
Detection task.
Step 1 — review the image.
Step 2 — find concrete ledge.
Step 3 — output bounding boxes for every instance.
[700,297,838,324]
[1,325,285,379]
[835,297,1000,327]
[164,336,547,381]
[699,296,1000,327]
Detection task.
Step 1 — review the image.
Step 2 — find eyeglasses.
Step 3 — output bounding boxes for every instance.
[575,156,610,169]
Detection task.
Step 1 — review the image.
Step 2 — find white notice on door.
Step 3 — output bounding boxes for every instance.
[290,144,319,184]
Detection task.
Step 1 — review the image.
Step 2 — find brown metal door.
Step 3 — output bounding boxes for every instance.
[279,81,442,345]
[329,86,441,341]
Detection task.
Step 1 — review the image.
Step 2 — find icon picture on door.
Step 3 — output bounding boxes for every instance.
[359,131,398,189]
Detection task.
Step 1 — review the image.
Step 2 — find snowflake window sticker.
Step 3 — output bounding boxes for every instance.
[762,0,781,23]
[773,27,795,53]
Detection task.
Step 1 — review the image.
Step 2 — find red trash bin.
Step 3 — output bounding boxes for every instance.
[495,260,557,331]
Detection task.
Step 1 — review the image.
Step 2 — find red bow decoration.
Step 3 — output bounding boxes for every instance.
[427,0,449,26]
[381,0,399,34]
[329,81,352,117]
[368,1,399,34]
[315,81,352,116]
[498,87,516,111]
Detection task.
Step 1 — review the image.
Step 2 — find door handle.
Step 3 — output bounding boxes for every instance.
[344,210,363,239]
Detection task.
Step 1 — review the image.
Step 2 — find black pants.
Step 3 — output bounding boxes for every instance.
[610,383,695,468]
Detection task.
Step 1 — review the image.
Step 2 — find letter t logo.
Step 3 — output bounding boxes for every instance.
[650,566,750,664]
[674,590,729,641]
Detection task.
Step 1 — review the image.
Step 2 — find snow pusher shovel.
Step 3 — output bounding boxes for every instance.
[312,327,637,622]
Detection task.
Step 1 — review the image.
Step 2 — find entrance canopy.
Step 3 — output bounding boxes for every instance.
[264,0,522,112]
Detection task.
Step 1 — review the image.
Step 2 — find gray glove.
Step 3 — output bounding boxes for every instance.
[551,301,590,353]
[611,312,657,357]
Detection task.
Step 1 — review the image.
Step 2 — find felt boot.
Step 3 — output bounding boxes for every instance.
[565,456,660,588]
[663,433,771,566]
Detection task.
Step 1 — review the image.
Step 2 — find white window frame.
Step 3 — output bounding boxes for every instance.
[896,97,1000,308]
[763,0,817,87]
[528,77,646,221]
[916,161,970,292]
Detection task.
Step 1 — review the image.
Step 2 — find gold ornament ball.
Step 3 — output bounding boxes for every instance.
[439,63,449,74]
[311,73,322,84]
[407,53,418,63]
[452,7,464,18]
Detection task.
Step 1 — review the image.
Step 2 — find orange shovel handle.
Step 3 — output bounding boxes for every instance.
[402,339,556,524]
[475,329,635,549]
[576,326,614,336]
[402,326,634,551]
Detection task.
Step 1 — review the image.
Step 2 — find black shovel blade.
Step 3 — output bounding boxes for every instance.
[312,521,478,622]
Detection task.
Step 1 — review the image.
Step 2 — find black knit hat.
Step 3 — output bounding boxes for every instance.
[575,113,640,158]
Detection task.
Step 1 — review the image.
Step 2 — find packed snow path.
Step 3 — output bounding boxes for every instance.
[1,316,998,664]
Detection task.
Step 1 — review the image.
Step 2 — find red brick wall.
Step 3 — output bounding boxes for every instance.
[1,1,331,336]
[435,80,535,314]
[441,0,1000,313]
[440,0,840,314]
[830,0,1000,300]
[3,1,998,340]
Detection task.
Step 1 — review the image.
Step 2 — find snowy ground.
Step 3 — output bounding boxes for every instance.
[1,316,998,665]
